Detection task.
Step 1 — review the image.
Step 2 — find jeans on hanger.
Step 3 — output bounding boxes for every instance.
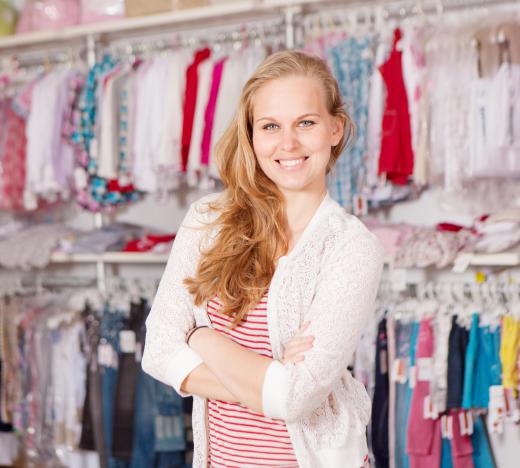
[371,317,389,468]
[447,317,469,409]
[394,321,413,468]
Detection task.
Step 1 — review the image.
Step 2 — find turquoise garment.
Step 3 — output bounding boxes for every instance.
[441,438,454,468]
[462,314,502,409]
[327,36,374,208]
[402,321,420,468]
[472,415,496,468]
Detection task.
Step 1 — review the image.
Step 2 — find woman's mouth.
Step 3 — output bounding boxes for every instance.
[276,156,309,169]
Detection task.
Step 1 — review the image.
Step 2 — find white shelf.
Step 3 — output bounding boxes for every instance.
[454,251,520,268]
[50,252,169,264]
[0,0,285,52]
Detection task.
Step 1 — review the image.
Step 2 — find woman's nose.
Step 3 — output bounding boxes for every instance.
[280,129,300,152]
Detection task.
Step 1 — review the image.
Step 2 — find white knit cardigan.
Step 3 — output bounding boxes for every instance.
[142,191,384,468]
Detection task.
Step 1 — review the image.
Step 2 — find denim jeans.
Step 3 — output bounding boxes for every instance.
[394,321,413,468]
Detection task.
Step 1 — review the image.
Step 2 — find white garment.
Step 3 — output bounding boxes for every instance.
[142,191,384,468]
[366,36,391,188]
[132,57,171,192]
[98,69,128,180]
[209,46,266,180]
[25,69,73,206]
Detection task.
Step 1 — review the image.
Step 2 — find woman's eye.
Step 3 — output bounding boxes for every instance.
[299,120,315,127]
[262,123,278,130]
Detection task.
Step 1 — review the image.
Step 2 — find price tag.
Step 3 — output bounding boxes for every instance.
[417,357,433,381]
[391,358,407,384]
[98,343,114,367]
[452,254,473,273]
[120,330,136,353]
[391,269,407,292]
[379,349,388,375]
[459,411,473,436]
[408,366,416,389]
[135,342,143,362]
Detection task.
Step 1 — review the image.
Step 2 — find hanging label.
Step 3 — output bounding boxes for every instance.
[98,343,115,368]
[459,411,474,436]
[120,330,136,353]
[423,395,434,419]
[135,342,143,363]
[417,357,433,381]
[353,193,368,216]
[391,269,407,292]
[409,366,417,389]
[392,358,407,384]
[441,415,448,438]
[379,349,388,375]
[452,254,473,273]
[445,415,453,439]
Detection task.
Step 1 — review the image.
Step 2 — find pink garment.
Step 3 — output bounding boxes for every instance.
[407,319,442,468]
[16,0,80,33]
[450,410,474,468]
[0,105,27,212]
[200,57,227,166]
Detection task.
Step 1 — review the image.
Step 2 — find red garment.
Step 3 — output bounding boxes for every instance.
[378,28,414,185]
[450,410,474,468]
[181,47,211,173]
[123,233,176,252]
[0,105,27,211]
[206,292,299,467]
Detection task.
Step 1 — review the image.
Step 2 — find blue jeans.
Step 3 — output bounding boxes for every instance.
[394,321,413,468]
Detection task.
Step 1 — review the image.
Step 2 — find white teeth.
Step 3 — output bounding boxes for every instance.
[279,158,305,167]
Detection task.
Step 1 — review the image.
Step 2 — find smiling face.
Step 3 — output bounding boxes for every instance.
[251,75,344,198]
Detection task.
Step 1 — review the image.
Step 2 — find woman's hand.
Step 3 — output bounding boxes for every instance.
[281,321,314,365]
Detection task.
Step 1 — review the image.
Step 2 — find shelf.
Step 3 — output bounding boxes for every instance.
[50,252,169,264]
[0,0,285,52]
[453,251,520,270]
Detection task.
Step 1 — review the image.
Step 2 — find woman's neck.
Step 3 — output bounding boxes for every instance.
[283,189,327,253]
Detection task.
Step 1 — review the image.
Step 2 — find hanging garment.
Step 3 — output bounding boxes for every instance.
[378,28,415,185]
[371,317,389,468]
[181,47,211,173]
[462,314,502,409]
[500,316,520,395]
[406,318,442,468]
[446,317,470,409]
[327,35,374,208]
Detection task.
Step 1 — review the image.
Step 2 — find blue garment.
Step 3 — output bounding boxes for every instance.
[462,314,502,409]
[394,321,413,468]
[472,415,496,468]
[403,322,420,468]
[441,437,454,468]
[327,36,374,208]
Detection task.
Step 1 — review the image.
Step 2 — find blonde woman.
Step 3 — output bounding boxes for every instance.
[142,50,384,468]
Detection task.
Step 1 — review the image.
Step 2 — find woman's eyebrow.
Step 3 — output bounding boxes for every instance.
[255,113,321,124]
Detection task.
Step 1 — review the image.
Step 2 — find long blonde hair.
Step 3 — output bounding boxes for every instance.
[184,50,355,327]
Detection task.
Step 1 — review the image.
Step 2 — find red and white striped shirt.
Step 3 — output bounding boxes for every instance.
[206,291,298,468]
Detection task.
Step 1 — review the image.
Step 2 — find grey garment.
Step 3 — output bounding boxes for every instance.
[71,223,144,254]
[0,224,76,270]
[431,311,452,413]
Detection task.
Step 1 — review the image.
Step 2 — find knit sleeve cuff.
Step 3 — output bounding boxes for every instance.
[262,360,288,420]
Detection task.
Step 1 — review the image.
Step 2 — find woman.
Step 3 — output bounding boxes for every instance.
[142,50,384,468]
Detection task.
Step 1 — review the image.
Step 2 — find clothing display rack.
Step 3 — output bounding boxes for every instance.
[1,0,518,294]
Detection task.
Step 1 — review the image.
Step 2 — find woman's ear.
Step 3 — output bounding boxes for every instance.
[331,115,345,147]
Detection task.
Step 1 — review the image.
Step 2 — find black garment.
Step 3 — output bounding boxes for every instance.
[371,317,389,468]
[446,316,469,409]
[79,303,108,468]
[111,300,147,461]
